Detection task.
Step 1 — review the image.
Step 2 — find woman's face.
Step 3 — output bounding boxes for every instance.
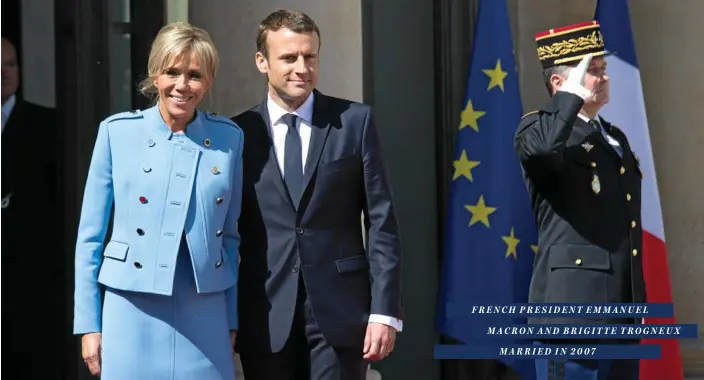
[155,51,209,123]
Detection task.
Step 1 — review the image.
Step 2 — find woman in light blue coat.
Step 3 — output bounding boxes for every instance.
[74,22,242,379]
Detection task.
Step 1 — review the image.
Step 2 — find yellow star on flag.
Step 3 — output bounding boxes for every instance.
[482,59,508,92]
[531,245,538,254]
[458,100,485,132]
[453,150,480,182]
[502,227,520,260]
[464,195,497,228]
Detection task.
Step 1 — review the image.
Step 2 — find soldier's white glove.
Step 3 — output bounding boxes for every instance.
[559,53,593,100]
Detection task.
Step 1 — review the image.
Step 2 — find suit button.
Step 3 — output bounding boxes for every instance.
[139,196,148,204]
[134,262,142,269]
[632,249,638,257]
[292,266,299,273]
[626,193,632,201]
[216,230,223,237]
[620,167,626,175]
[216,197,223,204]
[631,220,637,228]
[295,227,304,235]
[215,260,223,268]
[575,258,582,265]
[136,228,145,236]
[590,162,596,168]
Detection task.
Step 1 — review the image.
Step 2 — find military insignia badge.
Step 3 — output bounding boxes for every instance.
[582,142,594,152]
[591,175,601,195]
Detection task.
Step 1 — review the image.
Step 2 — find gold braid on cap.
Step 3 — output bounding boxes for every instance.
[537,30,605,64]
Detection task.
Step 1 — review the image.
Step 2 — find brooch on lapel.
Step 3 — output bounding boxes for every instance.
[1,192,13,209]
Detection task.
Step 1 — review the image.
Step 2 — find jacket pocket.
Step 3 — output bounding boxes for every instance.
[320,154,357,175]
[103,241,130,262]
[335,255,369,274]
[545,244,610,304]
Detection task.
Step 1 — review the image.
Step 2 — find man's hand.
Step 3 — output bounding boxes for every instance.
[81,332,102,376]
[362,322,396,361]
[567,53,593,87]
[562,53,594,99]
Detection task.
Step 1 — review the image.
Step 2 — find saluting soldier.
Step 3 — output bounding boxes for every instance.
[514,21,645,380]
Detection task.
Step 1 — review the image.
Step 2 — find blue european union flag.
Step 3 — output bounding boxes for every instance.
[435,0,537,378]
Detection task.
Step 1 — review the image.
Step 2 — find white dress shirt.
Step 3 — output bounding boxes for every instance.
[266,92,403,332]
[2,94,16,134]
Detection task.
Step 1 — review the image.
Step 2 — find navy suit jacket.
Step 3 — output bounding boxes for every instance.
[233,90,403,353]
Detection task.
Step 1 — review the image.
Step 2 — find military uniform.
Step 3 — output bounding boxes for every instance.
[515,20,645,380]
[516,92,646,325]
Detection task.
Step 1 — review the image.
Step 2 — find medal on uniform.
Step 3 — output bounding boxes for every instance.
[591,175,601,195]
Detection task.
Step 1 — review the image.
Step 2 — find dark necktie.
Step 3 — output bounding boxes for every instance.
[282,113,303,208]
[590,119,622,157]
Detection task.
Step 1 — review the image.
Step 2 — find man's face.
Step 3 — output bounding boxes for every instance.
[255,28,319,104]
[582,56,609,107]
[1,38,19,101]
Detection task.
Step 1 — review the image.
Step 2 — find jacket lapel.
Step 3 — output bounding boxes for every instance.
[302,91,332,195]
[2,100,28,196]
[256,101,295,209]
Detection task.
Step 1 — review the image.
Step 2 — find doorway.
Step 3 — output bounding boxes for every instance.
[53,0,165,378]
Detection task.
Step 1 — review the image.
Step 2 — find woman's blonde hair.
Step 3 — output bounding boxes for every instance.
[139,22,219,101]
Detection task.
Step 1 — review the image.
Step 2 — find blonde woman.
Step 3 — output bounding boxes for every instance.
[73,22,242,379]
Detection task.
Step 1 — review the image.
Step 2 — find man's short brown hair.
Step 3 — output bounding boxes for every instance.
[256,9,320,58]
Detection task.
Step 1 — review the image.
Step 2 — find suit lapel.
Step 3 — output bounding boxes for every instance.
[256,101,295,209]
[302,92,332,195]
[2,100,28,196]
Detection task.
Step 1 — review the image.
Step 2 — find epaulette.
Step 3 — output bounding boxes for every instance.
[204,111,238,129]
[104,109,143,124]
[521,110,539,119]
[516,110,541,135]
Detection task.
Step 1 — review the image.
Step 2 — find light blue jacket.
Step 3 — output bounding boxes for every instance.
[73,105,243,334]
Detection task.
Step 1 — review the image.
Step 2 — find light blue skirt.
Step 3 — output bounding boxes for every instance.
[100,235,235,380]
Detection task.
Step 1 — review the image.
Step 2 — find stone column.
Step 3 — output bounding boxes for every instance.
[21,0,56,107]
[513,0,704,377]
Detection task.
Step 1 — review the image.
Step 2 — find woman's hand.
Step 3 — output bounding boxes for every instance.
[82,332,102,376]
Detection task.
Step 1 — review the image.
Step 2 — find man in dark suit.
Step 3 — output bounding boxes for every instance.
[1,37,64,379]
[231,9,403,380]
[514,22,645,380]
